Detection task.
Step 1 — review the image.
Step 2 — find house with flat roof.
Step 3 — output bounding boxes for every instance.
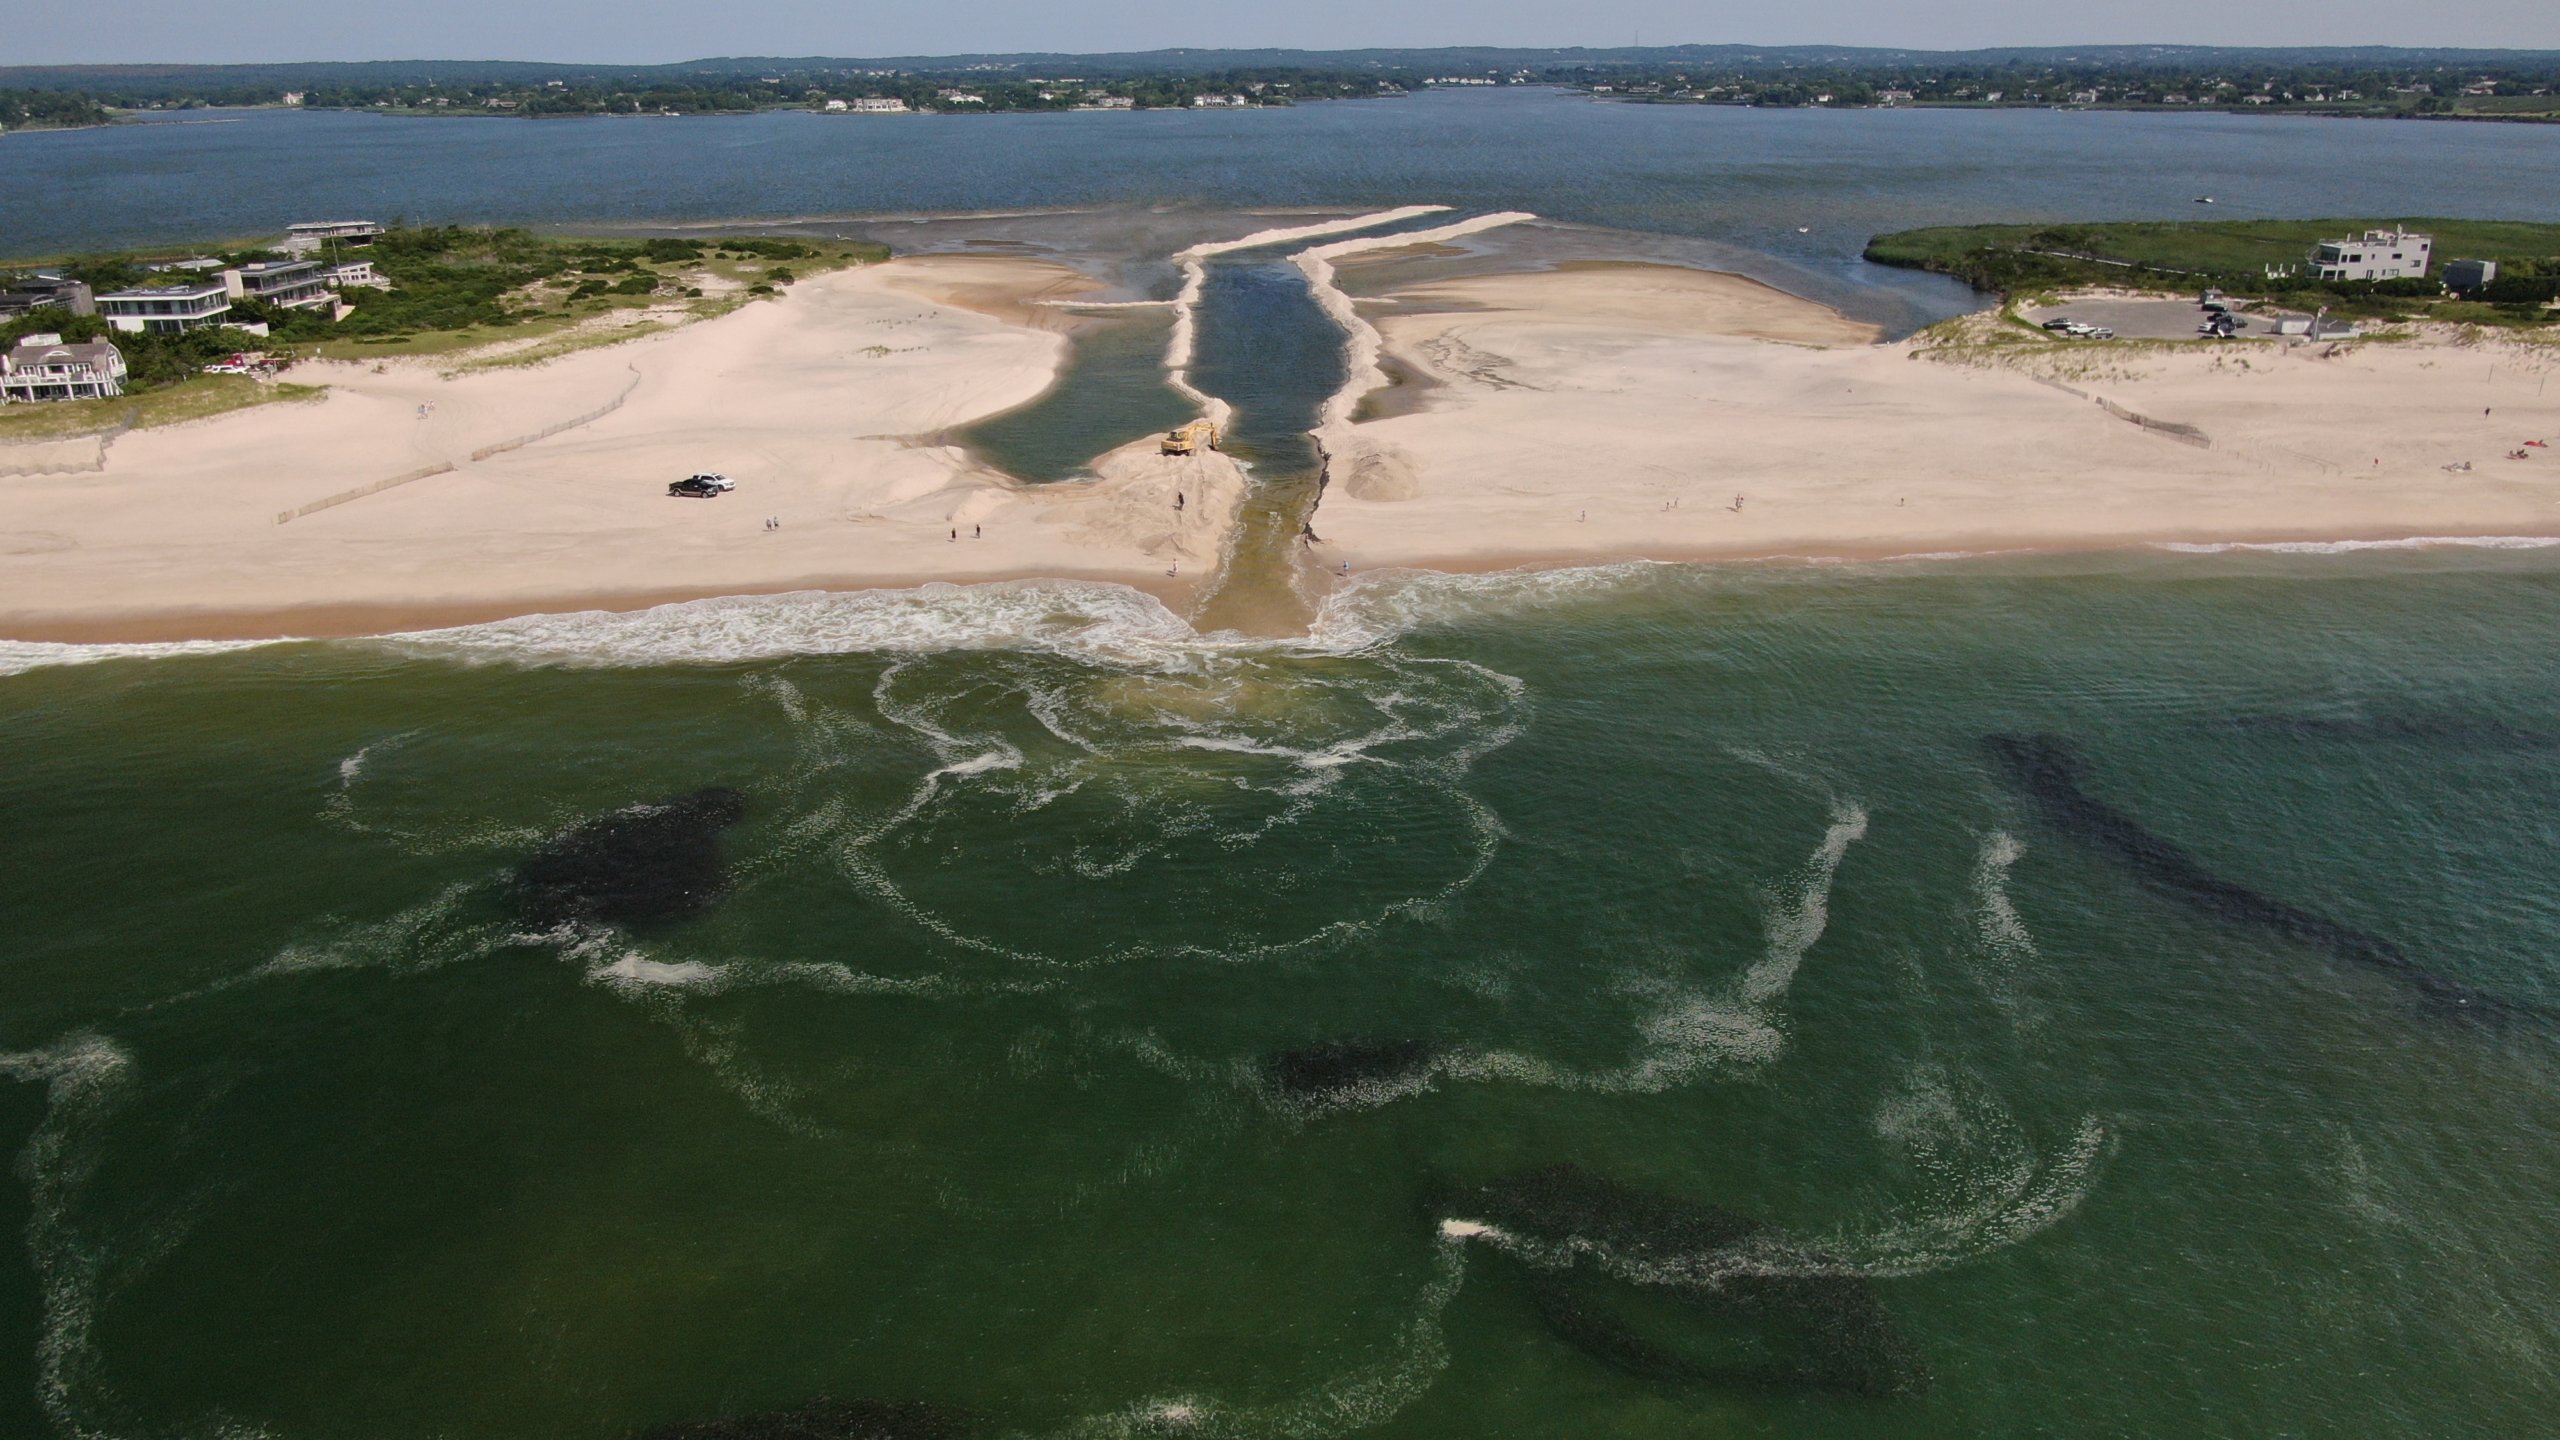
[2443,259,2499,293]
[282,221,384,256]
[848,97,910,113]
[225,260,334,311]
[1,333,126,403]
[0,276,94,321]
[99,281,233,333]
[2311,228,2432,282]
[320,259,387,290]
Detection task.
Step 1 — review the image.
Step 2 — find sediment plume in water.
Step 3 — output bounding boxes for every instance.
[632,1397,977,1440]
[1439,1164,1928,1400]
[514,786,749,929]
[1984,733,2543,1024]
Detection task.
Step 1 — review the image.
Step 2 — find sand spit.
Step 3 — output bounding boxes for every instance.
[1291,213,1539,488]
[0,258,1248,642]
[1164,206,1454,425]
[1307,263,2560,569]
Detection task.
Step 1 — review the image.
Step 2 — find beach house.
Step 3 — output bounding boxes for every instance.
[0,275,94,321]
[2443,259,2499,293]
[226,260,335,311]
[2310,228,2433,282]
[98,280,233,333]
[283,220,384,256]
[320,259,388,290]
[0,332,126,403]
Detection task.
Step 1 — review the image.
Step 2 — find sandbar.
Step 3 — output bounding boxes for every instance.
[1308,262,2560,572]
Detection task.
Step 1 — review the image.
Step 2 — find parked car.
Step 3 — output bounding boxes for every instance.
[686,473,736,491]
[2041,317,2077,331]
[668,477,724,498]
[2085,327,2116,340]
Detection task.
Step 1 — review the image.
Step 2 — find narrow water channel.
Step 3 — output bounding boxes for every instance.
[951,310,1194,485]
[1183,258,1350,636]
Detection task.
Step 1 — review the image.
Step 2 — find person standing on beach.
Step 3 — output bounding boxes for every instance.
[974,524,981,539]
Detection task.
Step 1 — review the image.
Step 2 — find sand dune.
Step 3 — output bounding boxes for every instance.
[1309,264,2560,573]
[0,258,1245,641]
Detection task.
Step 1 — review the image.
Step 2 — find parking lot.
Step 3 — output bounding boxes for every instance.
[2018,295,2312,343]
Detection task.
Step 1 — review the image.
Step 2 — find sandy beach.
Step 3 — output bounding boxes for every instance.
[1307,262,2560,572]
[0,256,1243,641]
[11,235,2560,646]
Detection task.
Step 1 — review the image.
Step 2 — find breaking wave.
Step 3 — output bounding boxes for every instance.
[0,635,292,679]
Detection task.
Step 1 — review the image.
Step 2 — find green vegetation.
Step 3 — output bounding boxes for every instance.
[2,227,888,426]
[0,89,113,129]
[1865,219,2560,324]
[0,309,263,390]
[0,377,321,440]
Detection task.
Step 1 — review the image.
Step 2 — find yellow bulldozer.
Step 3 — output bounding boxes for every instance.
[1160,418,1221,456]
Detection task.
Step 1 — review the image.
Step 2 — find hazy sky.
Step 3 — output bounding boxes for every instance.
[14,0,2560,65]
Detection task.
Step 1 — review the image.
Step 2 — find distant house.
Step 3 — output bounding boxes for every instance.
[935,90,986,105]
[1,333,126,403]
[283,220,384,256]
[225,260,335,311]
[848,97,910,113]
[2443,259,2500,292]
[0,276,95,321]
[2311,228,2433,282]
[822,99,849,112]
[99,281,232,333]
[1192,93,1247,107]
[1082,96,1136,110]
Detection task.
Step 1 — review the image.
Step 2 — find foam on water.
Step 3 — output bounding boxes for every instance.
[0,635,288,679]
[1830,1064,2111,1279]
[1966,830,2046,1027]
[1373,798,1870,1103]
[798,645,1528,969]
[1048,1235,1472,1440]
[0,1034,138,1437]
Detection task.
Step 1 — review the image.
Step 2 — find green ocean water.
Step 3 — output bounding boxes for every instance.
[6,550,2560,1439]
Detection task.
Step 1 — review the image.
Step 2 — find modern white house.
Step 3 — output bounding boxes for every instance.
[98,281,233,333]
[2311,228,2433,282]
[1192,93,1248,107]
[320,259,388,290]
[0,333,126,403]
[226,260,335,311]
[283,220,384,256]
[848,97,910,113]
